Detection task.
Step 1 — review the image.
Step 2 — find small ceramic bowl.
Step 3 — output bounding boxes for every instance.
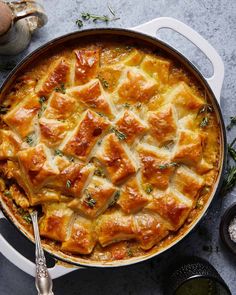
[163,256,231,295]
[220,202,236,255]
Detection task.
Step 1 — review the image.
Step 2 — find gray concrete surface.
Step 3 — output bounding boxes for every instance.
[0,0,236,294]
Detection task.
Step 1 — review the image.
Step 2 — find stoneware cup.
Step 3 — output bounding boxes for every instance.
[0,0,47,55]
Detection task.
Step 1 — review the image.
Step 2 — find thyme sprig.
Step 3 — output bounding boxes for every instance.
[76,5,119,28]
[158,162,179,170]
[222,133,236,194]
[227,116,236,131]
[81,12,120,22]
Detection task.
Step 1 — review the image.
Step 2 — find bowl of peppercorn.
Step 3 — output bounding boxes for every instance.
[220,202,236,255]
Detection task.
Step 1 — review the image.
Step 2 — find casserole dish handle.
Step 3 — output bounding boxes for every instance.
[0,211,79,279]
[132,17,224,103]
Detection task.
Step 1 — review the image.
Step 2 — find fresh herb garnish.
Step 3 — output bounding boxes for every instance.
[55,149,63,157]
[76,19,83,28]
[22,213,32,224]
[81,12,119,22]
[145,184,153,194]
[222,136,236,194]
[55,83,66,94]
[109,191,120,207]
[96,112,105,117]
[0,105,10,115]
[69,156,75,162]
[158,162,179,169]
[18,208,32,223]
[39,96,46,104]
[197,104,212,128]
[127,248,133,257]
[76,5,119,28]
[84,189,96,208]
[3,191,11,197]
[227,116,236,131]
[25,134,34,146]
[66,180,72,189]
[94,168,105,177]
[110,127,126,140]
[98,75,109,89]
[199,117,209,128]
[123,103,131,109]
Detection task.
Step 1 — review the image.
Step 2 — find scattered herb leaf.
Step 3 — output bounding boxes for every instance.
[66,180,72,189]
[109,191,120,207]
[145,184,153,194]
[0,105,10,115]
[123,103,131,108]
[39,96,46,104]
[76,19,83,28]
[110,127,126,140]
[127,248,133,257]
[199,117,209,128]
[55,83,66,94]
[84,189,96,208]
[158,162,179,169]
[22,213,32,224]
[94,168,105,177]
[3,191,11,197]
[98,75,109,89]
[55,149,63,157]
[25,134,34,146]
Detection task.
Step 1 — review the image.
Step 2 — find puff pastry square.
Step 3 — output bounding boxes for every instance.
[4,94,40,138]
[68,176,116,218]
[138,144,176,190]
[0,130,22,159]
[61,216,96,254]
[39,203,73,242]
[96,212,135,247]
[115,110,147,145]
[35,58,70,96]
[17,144,59,191]
[61,110,109,161]
[96,133,137,184]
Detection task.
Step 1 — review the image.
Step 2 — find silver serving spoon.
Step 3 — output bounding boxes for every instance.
[30,211,54,295]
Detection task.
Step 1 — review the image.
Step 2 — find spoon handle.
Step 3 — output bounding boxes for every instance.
[30,211,54,295]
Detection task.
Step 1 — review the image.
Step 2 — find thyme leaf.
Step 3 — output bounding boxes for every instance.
[94,168,105,177]
[66,180,72,188]
[39,96,46,104]
[55,149,63,157]
[84,189,96,208]
[199,117,209,128]
[55,83,66,94]
[76,19,83,28]
[158,162,179,169]
[145,184,153,194]
[98,75,109,89]
[25,134,34,146]
[110,127,126,140]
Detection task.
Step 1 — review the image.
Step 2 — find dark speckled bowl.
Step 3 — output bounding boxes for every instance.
[163,256,231,295]
[220,203,236,255]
